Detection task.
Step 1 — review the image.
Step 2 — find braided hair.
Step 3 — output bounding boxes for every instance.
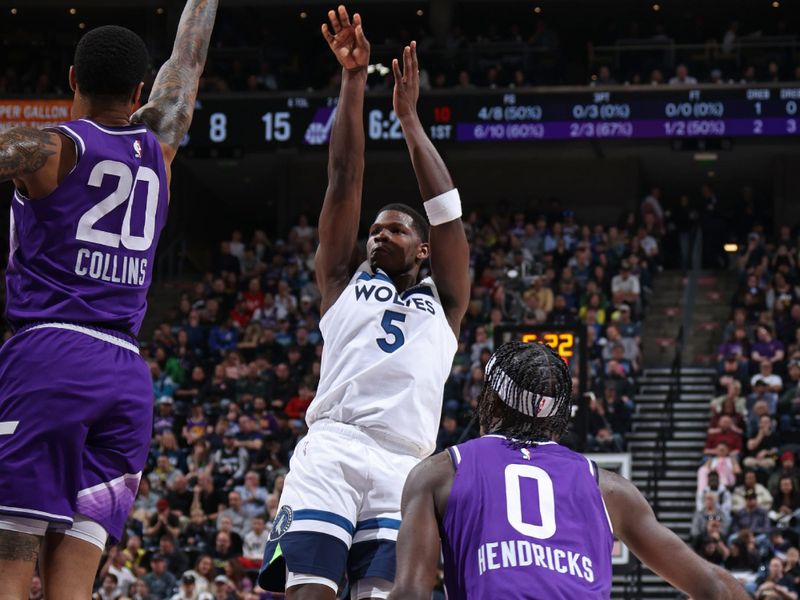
[478,341,573,447]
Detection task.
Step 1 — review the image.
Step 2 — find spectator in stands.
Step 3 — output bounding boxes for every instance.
[142,554,178,600]
[718,353,750,395]
[744,415,781,471]
[669,64,698,85]
[769,452,800,497]
[752,557,798,599]
[753,360,784,394]
[697,470,733,514]
[694,519,730,565]
[181,555,215,595]
[732,490,772,541]
[93,573,121,600]
[611,260,641,312]
[145,498,181,545]
[753,325,786,366]
[710,382,747,431]
[242,516,271,566]
[216,491,249,536]
[211,431,249,491]
[158,535,190,577]
[749,384,779,421]
[235,470,268,520]
[725,529,761,573]
[586,392,624,452]
[698,441,741,491]
[768,476,800,528]
[98,546,137,598]
[704,414,744,458]
[691,493,732,542]
[733,472,774,513]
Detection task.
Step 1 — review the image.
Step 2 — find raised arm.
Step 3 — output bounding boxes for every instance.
[388,452,454,600]
[600,469,749,600]
[314,6,370,316]
[131,0,218,164]
[392,42,470,334]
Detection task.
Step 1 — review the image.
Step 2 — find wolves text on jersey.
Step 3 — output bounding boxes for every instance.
[354,281,436,315]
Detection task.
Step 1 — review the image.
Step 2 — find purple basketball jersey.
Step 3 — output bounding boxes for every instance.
[5,118,169,335]
[442,436,613,599]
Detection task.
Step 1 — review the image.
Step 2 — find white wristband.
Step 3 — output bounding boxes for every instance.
[424,188,462,226]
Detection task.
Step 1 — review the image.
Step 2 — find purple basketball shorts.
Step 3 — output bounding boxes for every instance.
[0,323,153,542]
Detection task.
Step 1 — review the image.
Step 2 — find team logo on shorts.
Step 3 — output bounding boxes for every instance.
[270,506,293,540]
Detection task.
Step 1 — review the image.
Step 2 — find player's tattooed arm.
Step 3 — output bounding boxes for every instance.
[131,0,218,157]
[316,5,370,315]
[599,469,750,600]
[0,127,59,184]
[393,43,470,335]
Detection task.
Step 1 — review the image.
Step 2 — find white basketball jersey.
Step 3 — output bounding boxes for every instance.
[306,261,457,458]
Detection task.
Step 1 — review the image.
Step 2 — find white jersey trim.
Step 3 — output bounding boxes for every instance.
[59,124,86,156]
[0,504,72,522]
[76,471,141,498]
[79,119,148,136]
[22,323,139,354]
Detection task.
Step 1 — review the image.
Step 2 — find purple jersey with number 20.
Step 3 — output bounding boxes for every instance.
[442,436,614,600]
[5,118,168,335]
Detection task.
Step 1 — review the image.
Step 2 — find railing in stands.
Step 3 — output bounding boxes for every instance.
[155,238,186,284]
[646,225,700,515]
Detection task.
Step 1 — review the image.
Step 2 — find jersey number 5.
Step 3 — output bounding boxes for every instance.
[504,464,557,540]
[76,160,160,252]
[377,310,406,353]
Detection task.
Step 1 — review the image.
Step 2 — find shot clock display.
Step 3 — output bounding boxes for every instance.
[494,324,589,451]
[181,84,800,151]
[494,325,587,395]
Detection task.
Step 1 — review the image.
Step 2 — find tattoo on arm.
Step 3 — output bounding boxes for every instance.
[0,128,57,183]
[0,531,40,562]
[132,0,218,150]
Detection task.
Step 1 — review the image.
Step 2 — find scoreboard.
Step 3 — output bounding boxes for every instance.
[182,84,800,150]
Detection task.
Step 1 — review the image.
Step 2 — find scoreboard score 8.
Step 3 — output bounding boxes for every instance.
[495,325,586,395]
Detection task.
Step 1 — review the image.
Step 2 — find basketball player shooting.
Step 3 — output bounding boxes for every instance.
[0,2,217,598]
[388,342,749,600]
[258,6,470,599]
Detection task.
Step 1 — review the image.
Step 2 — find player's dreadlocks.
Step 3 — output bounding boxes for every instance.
[477,341,573,448]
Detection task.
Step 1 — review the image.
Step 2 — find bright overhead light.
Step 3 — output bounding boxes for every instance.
[300,11,308,19]
[156,7,165,15]
[69,7,77,15]
[534,6,542,14]
[772,1,780,7]
[416,9,424,16]
[724,243,739,253]
[78,22,86,29]
[652,4,661,11]
[10,7,18,15]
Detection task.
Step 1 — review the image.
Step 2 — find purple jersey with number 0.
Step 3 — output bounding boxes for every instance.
[5,118,168,335]
[442,436,613,599]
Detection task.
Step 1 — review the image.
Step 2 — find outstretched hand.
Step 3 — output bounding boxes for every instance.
[392,41,420,121]
[321,5,370,72]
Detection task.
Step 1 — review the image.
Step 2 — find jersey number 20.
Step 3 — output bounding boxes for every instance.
[76,160,160,252]
[504,464,557,540]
